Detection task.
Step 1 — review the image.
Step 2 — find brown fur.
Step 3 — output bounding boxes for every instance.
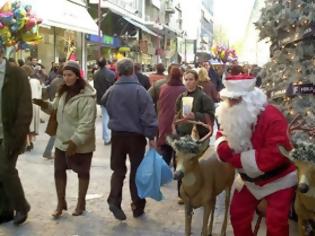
[279,146,315,236]
[174,147,235,236]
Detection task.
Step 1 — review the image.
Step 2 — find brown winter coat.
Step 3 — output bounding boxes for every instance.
[2,61,33,155]
[198,80,219,103]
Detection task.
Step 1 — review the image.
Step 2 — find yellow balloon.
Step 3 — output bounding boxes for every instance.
[0,1,12,13]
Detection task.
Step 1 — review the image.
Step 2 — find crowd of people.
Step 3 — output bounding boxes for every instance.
[0,48,296,236]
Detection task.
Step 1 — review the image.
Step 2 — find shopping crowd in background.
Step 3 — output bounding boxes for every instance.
[3,48,288,236]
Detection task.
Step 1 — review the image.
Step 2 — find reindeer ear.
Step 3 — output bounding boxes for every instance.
[166,135,179,151]
[278,145,295,162]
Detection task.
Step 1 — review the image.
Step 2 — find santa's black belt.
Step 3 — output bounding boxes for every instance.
[239,163,290,183]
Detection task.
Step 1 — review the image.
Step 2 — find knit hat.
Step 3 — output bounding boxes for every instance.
[220,74,256,98]
[63,60,81,78]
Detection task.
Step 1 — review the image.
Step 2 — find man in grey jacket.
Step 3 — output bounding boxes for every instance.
[102,58,157,220]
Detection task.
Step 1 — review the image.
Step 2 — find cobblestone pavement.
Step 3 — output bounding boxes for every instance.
[0,112,298,236]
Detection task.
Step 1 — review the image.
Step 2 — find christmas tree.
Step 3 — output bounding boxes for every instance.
[255,0,315,155]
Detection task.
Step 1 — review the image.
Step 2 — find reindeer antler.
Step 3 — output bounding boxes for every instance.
[288,113,315,138]
[175,119,213,142]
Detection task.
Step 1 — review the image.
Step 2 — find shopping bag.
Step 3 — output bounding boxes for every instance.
[136,148,173,201]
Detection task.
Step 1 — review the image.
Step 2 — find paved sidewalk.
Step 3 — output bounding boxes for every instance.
[0,112,298,236]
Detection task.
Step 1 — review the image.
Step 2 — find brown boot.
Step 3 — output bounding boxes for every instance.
[52,177,67,219]
[72,178,89,216]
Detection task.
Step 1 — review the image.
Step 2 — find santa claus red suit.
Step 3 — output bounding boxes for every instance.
[215,69,297,236]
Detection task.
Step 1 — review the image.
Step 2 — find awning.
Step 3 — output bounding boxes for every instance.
[122,17,159,37]
[25,0,99,35]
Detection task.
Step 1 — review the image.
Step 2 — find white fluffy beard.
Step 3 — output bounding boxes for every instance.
[215,89,267,153]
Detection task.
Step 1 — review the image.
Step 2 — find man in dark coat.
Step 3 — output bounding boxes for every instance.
[93,57,115,145]
[134,63,150,90]
[203,61,223,92]
[0,46,33,225]
[102,58,157,221]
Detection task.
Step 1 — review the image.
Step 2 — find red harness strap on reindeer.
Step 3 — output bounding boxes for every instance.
[214,69,297,236]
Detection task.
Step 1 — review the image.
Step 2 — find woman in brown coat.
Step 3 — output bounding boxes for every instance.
[198,67,219,102]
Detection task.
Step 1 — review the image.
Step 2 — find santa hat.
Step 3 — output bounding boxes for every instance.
[220,73,256,98]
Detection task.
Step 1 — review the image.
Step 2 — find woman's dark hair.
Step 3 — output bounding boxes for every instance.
[156,63,165,74]
[58,68,86,97]
[170,66,182,81]
[168,65,183,86]
[185,69,198,80]
[230,65,244,75]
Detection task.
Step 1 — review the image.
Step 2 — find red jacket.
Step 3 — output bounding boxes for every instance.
[215,104,297,199]
[157,83,186,147]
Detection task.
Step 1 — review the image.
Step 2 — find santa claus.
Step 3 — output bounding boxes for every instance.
[215,65,297,236]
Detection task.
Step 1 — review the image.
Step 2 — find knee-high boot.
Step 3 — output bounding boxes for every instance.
[72,178,89,216]
[52,177,67,218]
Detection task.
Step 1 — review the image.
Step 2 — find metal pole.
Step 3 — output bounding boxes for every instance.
[98,0,102,57]
[184,38,187,62]
[98,0,101,37]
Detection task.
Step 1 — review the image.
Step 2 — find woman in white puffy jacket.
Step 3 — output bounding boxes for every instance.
[33,61,96,218]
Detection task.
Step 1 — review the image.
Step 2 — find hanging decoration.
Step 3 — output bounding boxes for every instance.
[211,44,238,63]
[0,0,43,51]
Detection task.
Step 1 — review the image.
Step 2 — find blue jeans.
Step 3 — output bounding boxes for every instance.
[43,136,55,157]
[101,105,111,143]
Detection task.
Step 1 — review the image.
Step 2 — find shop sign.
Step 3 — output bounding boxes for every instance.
[103,35,114,46]
[86,34,103,44]
[86,34,121,48]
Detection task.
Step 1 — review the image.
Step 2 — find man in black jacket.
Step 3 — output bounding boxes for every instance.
[0,46,33,225]
[93,57,115,145]
[134,63,150,90]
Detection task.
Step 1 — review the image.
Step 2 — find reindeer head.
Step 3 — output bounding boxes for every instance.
[279,144,315,195]
[167,134,209,180]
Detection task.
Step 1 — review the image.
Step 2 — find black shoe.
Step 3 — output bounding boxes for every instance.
[0,210,14,224]
[131,203,145,218]
[109,204,126,221]
[13,204,30,225]
[132,209,144,218]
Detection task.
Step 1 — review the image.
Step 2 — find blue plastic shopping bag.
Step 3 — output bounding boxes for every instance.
[136,148,173,201]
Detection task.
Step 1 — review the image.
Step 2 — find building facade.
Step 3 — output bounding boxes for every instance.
[181,0,214,63]
[88,0,182,69]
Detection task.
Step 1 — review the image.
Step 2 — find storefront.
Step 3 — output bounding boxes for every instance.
[85,34,122,79]
[16,0,98,75]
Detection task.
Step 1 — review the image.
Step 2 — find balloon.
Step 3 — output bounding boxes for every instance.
[0,12,13,25]
[0,26,12,44]
[0,0,42,48]
[0,1,12,13]
[24,17,36,30]
[21,30,42,42]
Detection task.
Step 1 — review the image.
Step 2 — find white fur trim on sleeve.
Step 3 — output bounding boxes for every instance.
[240,149,264,178]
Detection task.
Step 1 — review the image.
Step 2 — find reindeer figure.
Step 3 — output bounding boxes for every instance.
[167,120,235,236]
[279,144,315,236]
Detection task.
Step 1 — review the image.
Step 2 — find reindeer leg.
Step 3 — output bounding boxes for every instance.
[208,198,216,236]
[298,217,306,236]
[220,186,231,236]
[202,203,212,236]
[185,203,193,236]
